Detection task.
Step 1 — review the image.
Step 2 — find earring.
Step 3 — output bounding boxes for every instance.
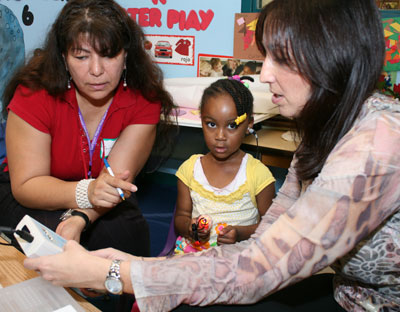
[67,75,72,89]
[123,69,127,88]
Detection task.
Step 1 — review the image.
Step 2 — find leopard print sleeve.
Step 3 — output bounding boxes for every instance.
[253,159,301,237]
[130,94,400,312]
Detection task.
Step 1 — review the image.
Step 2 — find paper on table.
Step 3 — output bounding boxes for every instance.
[0,277,84,312]
[54,305,78,312]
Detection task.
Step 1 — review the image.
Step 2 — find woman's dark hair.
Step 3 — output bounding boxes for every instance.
[255,0,385,181]
[3,0,176,169]
[200,77,254,119]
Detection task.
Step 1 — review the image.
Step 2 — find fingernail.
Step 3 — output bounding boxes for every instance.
[131,186,138,192]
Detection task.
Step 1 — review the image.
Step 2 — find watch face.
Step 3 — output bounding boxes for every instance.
[105,277,123,294]
[60,210,72,221]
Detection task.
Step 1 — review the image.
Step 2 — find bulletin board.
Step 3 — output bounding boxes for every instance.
[383,16,400,71]
[378,11,400,99]
[0,0,241,160]
[233,12,263,60]
[0,0,241,79]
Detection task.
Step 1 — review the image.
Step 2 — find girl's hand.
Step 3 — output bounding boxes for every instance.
[188,217,198,238]
[56,217,85,242]
[217,225,238,245]
[23,240,110,290]
[90,247,134,261]
[88,169,137,208]
[189,217,211,242]
[197,224,211,241]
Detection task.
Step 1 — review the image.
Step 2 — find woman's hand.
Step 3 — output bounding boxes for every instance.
[56,216,86,242]
[90,247,134,261]
[87,169,137,208]
[217,225,238,245]
[24,240,110,290]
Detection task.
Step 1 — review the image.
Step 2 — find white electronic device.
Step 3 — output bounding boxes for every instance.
[14,215,66,258]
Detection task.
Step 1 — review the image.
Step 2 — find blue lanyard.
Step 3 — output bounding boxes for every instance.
[78,104,110,178]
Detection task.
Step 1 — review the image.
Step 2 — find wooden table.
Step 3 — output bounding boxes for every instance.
[242,128,298,169]
[0,237,100,312]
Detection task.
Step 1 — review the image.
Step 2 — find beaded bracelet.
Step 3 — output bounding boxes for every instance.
[75,179,95,209]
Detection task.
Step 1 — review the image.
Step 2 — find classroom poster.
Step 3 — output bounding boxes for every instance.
[145,34,195,65]
[0,0,241,79]
[377,1,400,9]
[382,17,400,71]
[0,3,25,124]
[233,12,263,61]
[0,0,241,158]
[197,54,263,77]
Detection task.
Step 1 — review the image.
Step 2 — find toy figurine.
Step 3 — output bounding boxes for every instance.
[174,215,213,254]
[192,215,212,246]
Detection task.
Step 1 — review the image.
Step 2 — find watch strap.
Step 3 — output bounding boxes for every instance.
[105,259,123,294]
[71,210,90,232]
[108,259,122,277]
[60,209,91,232]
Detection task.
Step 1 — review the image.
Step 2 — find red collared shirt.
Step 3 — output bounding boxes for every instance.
[6,83,161,180]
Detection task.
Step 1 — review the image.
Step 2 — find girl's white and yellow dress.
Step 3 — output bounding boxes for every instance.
[174,153,275,254]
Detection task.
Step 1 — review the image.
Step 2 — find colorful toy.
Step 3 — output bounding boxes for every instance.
[197,215,211,230]
[174,215,215,254]
[192,215,212,246]
[215,222,227,235]
[174,236,210,254]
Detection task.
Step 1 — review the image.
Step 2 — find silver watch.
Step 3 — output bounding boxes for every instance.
[59,209,90,232]
[105,259,123,295]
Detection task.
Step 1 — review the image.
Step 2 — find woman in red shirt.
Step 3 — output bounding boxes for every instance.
[0,0,175,259]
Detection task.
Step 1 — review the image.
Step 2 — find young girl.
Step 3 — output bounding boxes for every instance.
[174,77,276,254]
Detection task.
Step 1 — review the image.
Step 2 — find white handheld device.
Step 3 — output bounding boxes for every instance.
[14,215,66,258]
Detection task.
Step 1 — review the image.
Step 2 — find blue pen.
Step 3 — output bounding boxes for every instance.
[103,158,126,201]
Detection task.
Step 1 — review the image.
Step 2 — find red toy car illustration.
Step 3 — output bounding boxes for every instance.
[154,40,172,58]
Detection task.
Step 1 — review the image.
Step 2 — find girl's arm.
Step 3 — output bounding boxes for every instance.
[174,179,194,239]
[217,183,275,244]
[255,181,275,217]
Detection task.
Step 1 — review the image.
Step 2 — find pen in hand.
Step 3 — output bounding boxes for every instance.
[102,157,126,201]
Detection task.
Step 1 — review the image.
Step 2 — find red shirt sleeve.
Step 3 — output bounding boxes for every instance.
[7,85,53,134]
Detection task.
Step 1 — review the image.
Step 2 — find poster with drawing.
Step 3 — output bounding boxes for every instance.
[233,13,263,61]
[377,1,400,9]
[383,17,400,71]
[0,0,241,79]
[0,0,241,160]
[145,35,194,65]
[197,54,263,77]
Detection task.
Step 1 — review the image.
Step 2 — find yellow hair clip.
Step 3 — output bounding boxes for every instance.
[235,113,247,125]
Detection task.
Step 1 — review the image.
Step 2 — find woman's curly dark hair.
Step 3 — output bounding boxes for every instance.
[3,0,177,171]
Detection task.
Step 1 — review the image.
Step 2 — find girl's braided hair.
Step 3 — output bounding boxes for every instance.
[200,76,254,118]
